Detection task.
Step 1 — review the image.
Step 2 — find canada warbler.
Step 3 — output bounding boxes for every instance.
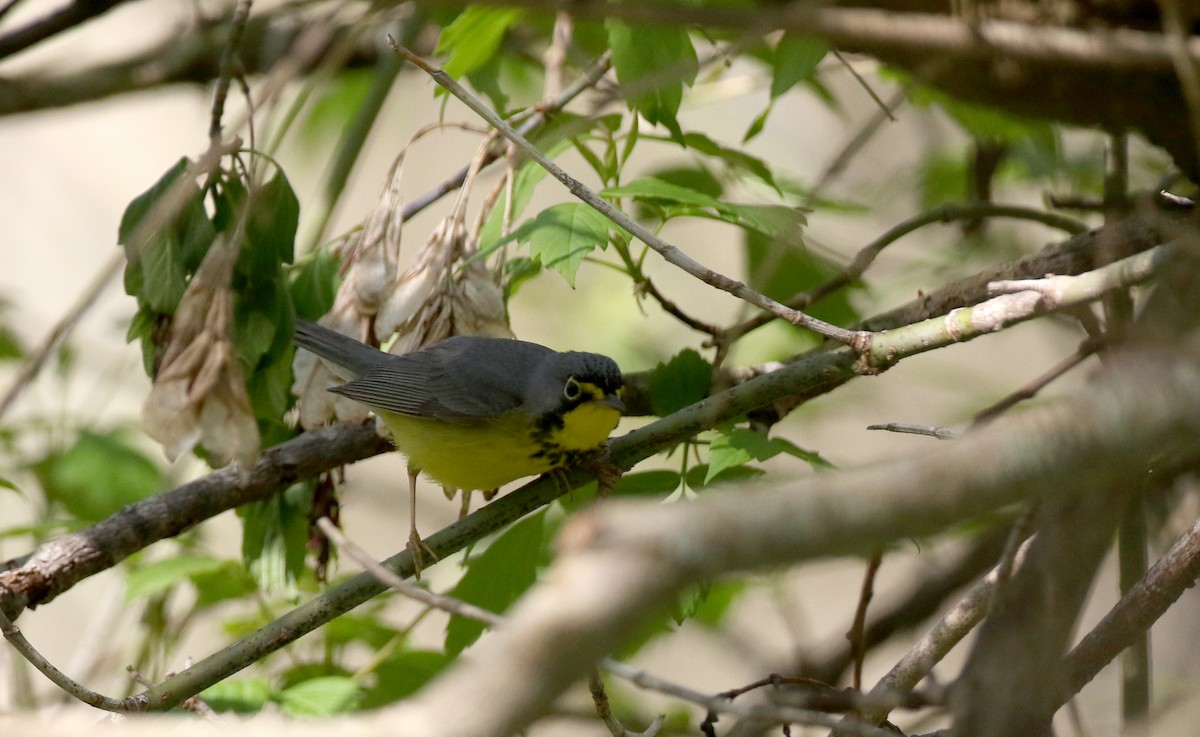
[294,319,625,566]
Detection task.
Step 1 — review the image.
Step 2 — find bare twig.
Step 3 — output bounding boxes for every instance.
[0,254,123,422]
[603,660,900,737]
[209,0,254,142]
[970,336,1103,428]
[1065,517,1200,698]
[831,49,895,122]
[833,539,1032,732]
[866,423,960,440]
[0,604,137,711]
[848,550,884,689]
[314,517,500,626]
[589,670,664,737]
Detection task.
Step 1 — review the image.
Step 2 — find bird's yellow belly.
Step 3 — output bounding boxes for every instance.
[377,405,620,491]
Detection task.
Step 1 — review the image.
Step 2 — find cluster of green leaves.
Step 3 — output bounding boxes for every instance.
[118,158,310,449]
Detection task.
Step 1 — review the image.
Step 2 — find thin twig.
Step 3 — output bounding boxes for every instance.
[389,39,866,348]
[603,660,900,737]
[969,336,1104,428]
[590,670,664,737]
[1065,517,1200,698]
[804,88,906,207]
[209,0,253,142]
[0,253,123,422]
[399,51,614,224]
[848,550,884,690]
[314,517,501,625]
[1116,490,1151,733]
[835,539,1033,730]
[717,202,1088,348]
[0,604,140,711]
[831,49,896,122]
[866,423,961,439]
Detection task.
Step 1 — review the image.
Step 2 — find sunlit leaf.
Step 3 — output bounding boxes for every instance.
[771,34,828,99]
[278,676,361,716]
[516,203,613,286]
[437,7,525,78]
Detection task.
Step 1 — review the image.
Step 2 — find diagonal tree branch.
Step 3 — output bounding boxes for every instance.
[0,422,391,618]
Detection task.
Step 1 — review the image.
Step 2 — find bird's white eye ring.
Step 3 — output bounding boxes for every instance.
[563,377,582,401]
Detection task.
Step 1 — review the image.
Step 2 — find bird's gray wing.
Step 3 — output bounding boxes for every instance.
[330,336,554,422]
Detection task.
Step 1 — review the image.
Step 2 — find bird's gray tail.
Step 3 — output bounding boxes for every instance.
[294,319,386,380]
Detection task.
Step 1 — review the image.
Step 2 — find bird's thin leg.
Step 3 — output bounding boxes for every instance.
[405,465,437,579]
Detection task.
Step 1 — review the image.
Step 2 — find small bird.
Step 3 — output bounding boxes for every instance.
[294,319,625,570]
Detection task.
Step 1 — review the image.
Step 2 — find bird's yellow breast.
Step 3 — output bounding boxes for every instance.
[377,403,621,491]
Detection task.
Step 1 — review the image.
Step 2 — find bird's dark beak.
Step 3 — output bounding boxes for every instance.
[598,393,626,414]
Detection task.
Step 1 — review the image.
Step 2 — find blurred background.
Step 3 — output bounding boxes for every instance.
[2,1,1197,734]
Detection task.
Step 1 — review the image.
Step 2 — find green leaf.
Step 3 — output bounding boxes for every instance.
[603,176,725,210]
[466,52,542,115]
[190,561,258,608]
[904,81,1056,145]
[35,430,165,522]
[614,470,683,497]
[681,132,779,191]
[672,580,746,625]
[604,177,804,244]
[685,463,765,489]
[246,168,300,268]
[445,510,545,655]
[118,159,216,314]
[125,554,226,600]
[648,349,712,416]
[502,256,543,302]
[516,203,612,286]
[743,104,771,143]
[0,304,24,361]
[200,678,274,714]
[289,248,342,320]
[771,34,828,99]
[324,614,400,650]
[607,21,697,140]
[706,427,829,483]
[770,436,834,470]
[239,483,312,595]
[278,676,361,717]
[360,649,452,709]
[706,432,756,483]
[300,68,375,145]
[478,138,574,252]
[689,579,745,628]
[437,6,525,78]
[0,475,19,494]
